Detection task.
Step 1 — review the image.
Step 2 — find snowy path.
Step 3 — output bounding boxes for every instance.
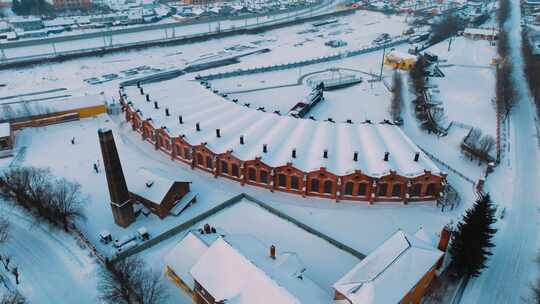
[0,207,99,303]
[461,0,540,302]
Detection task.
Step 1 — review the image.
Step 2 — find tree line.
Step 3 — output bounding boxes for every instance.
[11,0,54,16]
[0,167,87,232]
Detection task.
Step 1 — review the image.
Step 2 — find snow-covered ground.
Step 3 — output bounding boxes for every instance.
[0,5,517,303]
[428,36,498,137]
[0,205,99,303]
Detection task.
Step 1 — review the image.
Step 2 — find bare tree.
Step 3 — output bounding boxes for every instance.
[49,178,87,231]
[389,71,403,122]
[99,257,168,304]
[0,167,87,230]
[477,135,496,159]
[1,291,26,304]
[0,217,8,245]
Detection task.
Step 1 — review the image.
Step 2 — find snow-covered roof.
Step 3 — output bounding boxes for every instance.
[123,81,441,178]
[463,28,499,36]
[189,234,329,304]
[333,230,443,304]
[0,123,10,138]
[126,168,177,204]
[0,93,106,122]
[165,231,213,289]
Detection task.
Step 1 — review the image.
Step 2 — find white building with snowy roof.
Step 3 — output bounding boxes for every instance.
[333,229,447,304]
[120,80,446,203]
[165,227,330,304]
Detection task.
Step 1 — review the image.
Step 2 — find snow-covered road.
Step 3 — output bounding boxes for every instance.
[0,207,99,303]
[461,0,540,302]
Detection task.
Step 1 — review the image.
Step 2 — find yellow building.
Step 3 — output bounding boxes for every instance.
[385,50,418,70]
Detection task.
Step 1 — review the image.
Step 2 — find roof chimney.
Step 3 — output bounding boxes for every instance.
[154,101,159,109]
[216,129,221,138]
[196,123,200,131]
[323,149,328,159]
[145,94,150,102]
[263,144,268,153]
[384,152,389,162]
[414,152,420,162]
[165,108,170,116]
[346,119,353,124]
[204,223,211,234]
[353,151,358,162]
[178,115,183,124]
[438,226,451,252]
[136,81,141,88]
[140,87,144,95]
[240,135,244,145]
[292,149,296,159]
[269,245,276,260]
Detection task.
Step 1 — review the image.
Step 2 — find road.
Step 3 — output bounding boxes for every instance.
[461,0,540,302]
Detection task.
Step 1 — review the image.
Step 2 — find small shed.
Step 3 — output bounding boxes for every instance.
[127,168,194,219]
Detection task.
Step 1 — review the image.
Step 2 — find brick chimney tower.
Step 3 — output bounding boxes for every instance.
[98,128,135,228]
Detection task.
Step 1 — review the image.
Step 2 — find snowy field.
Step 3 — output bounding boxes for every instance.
[427,36,498,137]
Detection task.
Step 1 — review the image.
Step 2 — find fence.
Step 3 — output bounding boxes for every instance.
[418,146,475,185]
[112,193,366,262]
[198,38,409,81]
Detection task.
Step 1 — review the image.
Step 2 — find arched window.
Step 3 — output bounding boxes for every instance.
[310,179,320,192]
[196,153,203,165]
[291,176,299,190]
[278,174,286,187]
[324,180,333,194]
[426,183,437,196]
[231,164,239,177]
[410,183,422,197]
[206,156,213,169]
[392,184,402,197]
[358,183,367,196]
[378,183,388,196]
[344,182,354,195]
[248,168,256,181]
[260,171,268,184]
[221,161,228,174]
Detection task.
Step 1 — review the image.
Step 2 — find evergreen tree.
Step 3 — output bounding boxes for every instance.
[449,194,498,277]
[11,0,21,15]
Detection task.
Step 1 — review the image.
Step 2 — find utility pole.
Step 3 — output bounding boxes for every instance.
[379,46,386,81]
